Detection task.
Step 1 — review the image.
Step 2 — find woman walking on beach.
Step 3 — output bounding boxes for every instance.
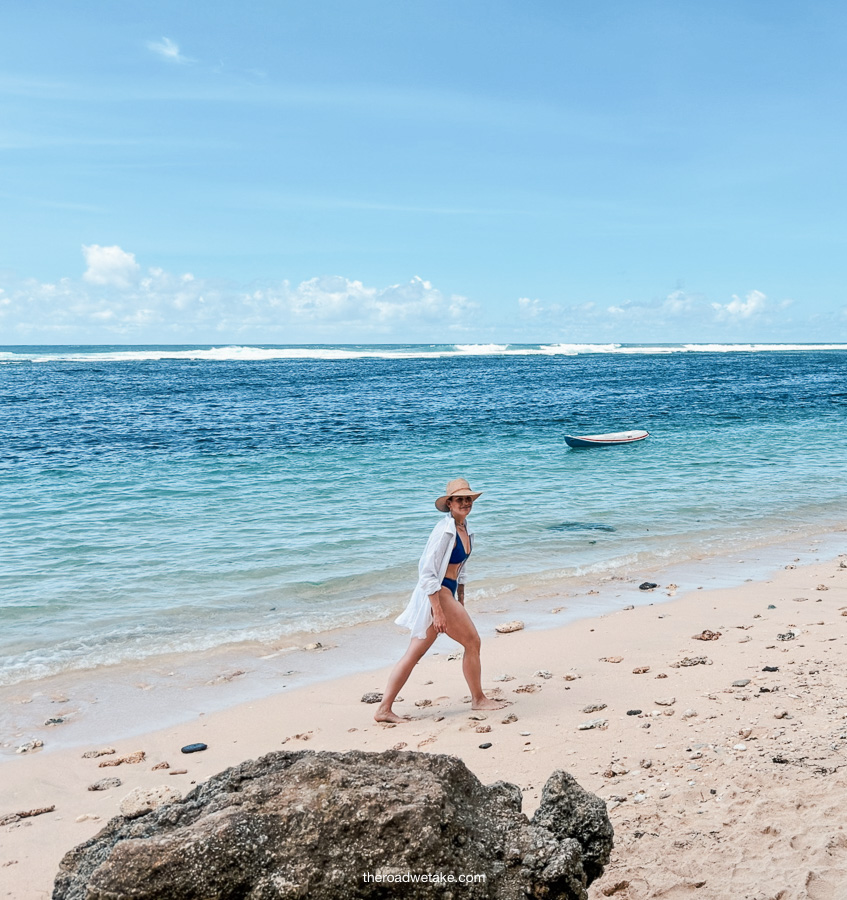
[375,478,505,723]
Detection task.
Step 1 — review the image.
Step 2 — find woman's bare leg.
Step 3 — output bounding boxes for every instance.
[374,629,437,723]
[439,589,505,710]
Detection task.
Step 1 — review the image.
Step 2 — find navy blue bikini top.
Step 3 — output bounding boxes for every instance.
[449,532,470,564]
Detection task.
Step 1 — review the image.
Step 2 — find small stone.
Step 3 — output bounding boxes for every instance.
[493,674,515,682]
[495,620,524,634]
[599,656,623,663]
[44,716,66,726]
[469,713,487,721]
[654,697,676,706]
[99,750,145,767]
[414,699,432,708]
[632,666,650,674]
[303,642,323,650]
[562,673,579,681]
[640,759,652,769]
[513,684,541,693]
[774,709,789,719]
[501,713,518,724]
[82,747,116,759]
[762,666,779,672]
[816,584,829,591]
[15,740,43,754]
[392,742,408,750]
[119,786,182,818]
[733,743,747,751]
[478,742,493,749]
[582,702,607,714]
[777,632,797,641]
[662,708,675,717]
[75,814,100,823]
[152,761,170,770]
[632,793,647,804]
[639,582,658,590]
[88,778,122,791]
[534,670,553,680]
[626,709,642,716]
[578,718,608,731]
[692,630,721,641]
[682,709,698,719]
[360,692,383,704]
[623,604,635,610]
[475,725,492,733]
[670,656,711,668]
[169,769,188,775]
[656,673,668,679]
[732,679,751,687]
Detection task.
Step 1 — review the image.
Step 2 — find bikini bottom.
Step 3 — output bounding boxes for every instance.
[441,577,458,595]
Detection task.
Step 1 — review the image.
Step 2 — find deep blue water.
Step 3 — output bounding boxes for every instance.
[2,343,846,685]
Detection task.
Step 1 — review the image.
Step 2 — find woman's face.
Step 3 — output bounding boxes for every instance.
[449,496,474,516]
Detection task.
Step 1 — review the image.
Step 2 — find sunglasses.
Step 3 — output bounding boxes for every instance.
[450,496,474,505]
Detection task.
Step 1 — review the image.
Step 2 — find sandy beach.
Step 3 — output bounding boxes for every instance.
[3,543,847,899]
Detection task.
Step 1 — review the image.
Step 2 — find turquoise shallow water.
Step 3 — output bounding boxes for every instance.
[1,343,846,686]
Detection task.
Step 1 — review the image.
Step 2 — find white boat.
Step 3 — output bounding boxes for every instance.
[565,430,649,448]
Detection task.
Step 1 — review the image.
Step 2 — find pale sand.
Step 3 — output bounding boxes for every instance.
[2,551,847,900]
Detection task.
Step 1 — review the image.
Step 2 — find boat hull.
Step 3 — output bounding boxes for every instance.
[565,430,649,448]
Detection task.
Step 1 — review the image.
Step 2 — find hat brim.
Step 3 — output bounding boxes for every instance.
[435,490,483,512]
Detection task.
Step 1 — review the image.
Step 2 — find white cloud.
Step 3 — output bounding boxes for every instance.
[0,248,476,341]
[82,244,140,288]
[711,289,768,321]
[147,37,193,65]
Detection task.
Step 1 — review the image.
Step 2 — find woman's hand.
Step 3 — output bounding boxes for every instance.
[430,596,448,634]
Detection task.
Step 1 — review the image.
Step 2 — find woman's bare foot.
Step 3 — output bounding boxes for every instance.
[374,708,413,724]
[471,697,508,711]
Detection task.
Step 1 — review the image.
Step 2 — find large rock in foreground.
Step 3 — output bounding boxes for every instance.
[54,749,612,900]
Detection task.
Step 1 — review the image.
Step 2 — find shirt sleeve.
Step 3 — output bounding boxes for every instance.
[418,527,453,597]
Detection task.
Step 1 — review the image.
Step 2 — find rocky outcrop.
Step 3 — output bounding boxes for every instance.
[54,749,613,900]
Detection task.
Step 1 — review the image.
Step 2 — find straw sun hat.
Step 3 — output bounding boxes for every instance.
[435,478,483,512]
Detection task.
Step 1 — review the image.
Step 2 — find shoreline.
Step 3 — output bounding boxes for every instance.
[2,537,847,898]
[2,525,846,758]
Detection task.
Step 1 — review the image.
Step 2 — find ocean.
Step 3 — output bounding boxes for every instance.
[2,343,846,690]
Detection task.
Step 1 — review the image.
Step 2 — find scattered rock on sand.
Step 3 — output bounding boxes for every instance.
[579,718,609,731]
[501,713,518,724]
[88,778,122,792]
[152,762,170,770]
[493,673,515,682]
[777,632,797,641]
[670,656,712,668]
[582,703,608,714]
[534,669,553,679]
[732,679,751,687]
[475,725,492,733]
[44,716,67,726]
[816,584,829,591]
[654,697,676,706]
[303,642,323,650]
[599,656,623,664]
[0,806,56,826]
[639,582,658,590]
[478,742,493,749]
[681,709,698,719]
[119,786,182,819]
[360,692,383,704]
[99,751,146,768]
[15,740,43,754]
[82,748,115,759]
[414,699,432,708]
[692,630,721,641]
[495,620,524,634]
[632,666,650,674]
[774,709,789,719]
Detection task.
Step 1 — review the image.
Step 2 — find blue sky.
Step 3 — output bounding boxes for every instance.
[2,1,846,344]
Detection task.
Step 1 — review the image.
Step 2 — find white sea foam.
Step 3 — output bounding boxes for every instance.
[2,342,846,364]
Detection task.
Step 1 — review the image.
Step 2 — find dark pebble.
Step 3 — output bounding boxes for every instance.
[626,709,642,716]
[710,789,717,795]
[180,743,208,754]
[767,604,776,609]
[478,742,493,749]
[638,582,658,591]
[762,666,779,672]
